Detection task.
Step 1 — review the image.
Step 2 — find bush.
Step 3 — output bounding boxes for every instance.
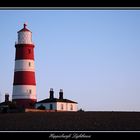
[37,105,46,110]
[78,108,84,112]
[2,107,8,113]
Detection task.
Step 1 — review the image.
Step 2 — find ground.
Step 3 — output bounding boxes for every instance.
[0,111,140,131]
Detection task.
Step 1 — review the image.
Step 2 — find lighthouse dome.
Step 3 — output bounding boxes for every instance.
[17,23,33,44]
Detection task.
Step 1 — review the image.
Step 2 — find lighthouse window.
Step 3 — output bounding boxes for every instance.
[29,62,31,67]
[28,49,31,54]
[29,89,32,94]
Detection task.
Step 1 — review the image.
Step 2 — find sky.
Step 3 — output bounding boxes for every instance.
[0,10,140,111]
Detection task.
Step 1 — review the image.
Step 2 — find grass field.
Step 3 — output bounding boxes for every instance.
[0,111,140,131]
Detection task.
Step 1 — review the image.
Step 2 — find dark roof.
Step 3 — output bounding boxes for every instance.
[18,24,31,33]
[36,98,77,104]
[18,28,31,33]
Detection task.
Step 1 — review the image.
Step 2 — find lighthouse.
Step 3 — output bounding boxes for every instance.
[12,23,37,108]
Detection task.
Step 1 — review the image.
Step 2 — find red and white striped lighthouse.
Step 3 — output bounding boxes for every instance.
[12,23,37,108]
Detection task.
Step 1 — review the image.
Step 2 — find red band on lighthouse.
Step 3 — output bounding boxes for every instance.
[12,24,37,108]
[15,44,34,60]
[13,71,36,85]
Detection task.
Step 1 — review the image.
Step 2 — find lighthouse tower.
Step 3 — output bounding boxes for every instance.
[12,23,37,108]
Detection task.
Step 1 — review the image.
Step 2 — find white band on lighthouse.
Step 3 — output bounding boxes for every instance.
[12,85,36,99]
[18,31,33,44]
[14,60,35,72]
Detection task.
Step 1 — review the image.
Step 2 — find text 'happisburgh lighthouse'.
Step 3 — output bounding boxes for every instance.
[12,23,37,108]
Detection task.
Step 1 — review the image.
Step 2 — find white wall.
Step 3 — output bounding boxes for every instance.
[57,102,77,112]
[35,102,78,112]
[35,102,57,110]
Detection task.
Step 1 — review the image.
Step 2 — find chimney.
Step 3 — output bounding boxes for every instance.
[59,89,63,99]
[49,88,54,99]
[5,93,9,102]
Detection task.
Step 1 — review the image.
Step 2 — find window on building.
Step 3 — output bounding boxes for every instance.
[70,104,73,110]
[61,104,63,110]
[50,104,53,110]
[29,62,31,67]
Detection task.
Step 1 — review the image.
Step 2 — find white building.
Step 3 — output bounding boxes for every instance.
[35,89,78,112]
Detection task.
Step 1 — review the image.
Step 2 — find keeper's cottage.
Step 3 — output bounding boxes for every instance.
[35,88,78,112]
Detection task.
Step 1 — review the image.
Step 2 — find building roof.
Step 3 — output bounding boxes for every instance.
[36,98,77,104]
[18,23,31,33]
[0,101,12,106]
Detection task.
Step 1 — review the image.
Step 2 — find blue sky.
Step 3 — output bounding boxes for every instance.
[0,10,140,111]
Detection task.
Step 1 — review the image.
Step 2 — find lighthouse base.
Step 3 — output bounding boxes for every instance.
[12,99,37,109]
